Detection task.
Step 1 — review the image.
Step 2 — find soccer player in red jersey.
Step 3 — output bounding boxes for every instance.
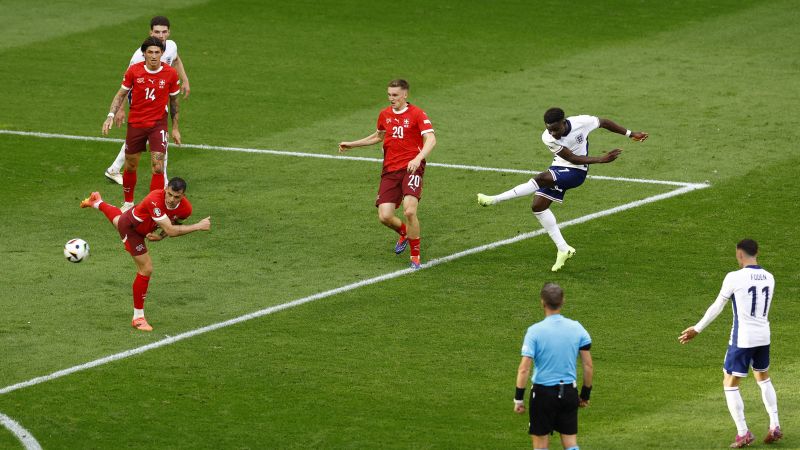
[338,79,437,269]
[102,36,182,212]
[80,177,211,331]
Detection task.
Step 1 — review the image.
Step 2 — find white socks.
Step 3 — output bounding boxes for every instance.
[492,179,539,203]
[534,209,570,252]
[109,143,126,173]
[724,386,748,435]
[133,308,145,320]
[757,378,780,428]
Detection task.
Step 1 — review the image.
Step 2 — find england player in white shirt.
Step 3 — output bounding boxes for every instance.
[679,239,782,447]
[477,107,648,271]
[104,16,191,204]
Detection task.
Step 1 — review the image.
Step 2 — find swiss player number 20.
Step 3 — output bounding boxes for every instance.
[392,126,404,139]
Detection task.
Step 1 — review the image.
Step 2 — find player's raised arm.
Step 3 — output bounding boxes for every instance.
[103,88,129,134]
[598,118,648,142]
[338,130,385,153]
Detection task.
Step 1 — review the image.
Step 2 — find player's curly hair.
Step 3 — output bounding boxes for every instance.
[150,16,170,29]
[140,36,166,53]
[540,282,564,310]
[544,107,565,125]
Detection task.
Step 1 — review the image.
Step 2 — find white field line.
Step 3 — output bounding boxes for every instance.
[0,129,707,188]
[0,413,42,450]
[0,182,707,397]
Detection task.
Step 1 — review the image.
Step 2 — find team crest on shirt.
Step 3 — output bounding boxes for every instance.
[576,134,584,144]
[136,77,145,84]
[403,119,410,127]
[159,79,165,88]
[154,207,162,217]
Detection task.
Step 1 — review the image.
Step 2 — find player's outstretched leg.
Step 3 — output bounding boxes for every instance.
[104,143,126,185]
[477,179,540,207]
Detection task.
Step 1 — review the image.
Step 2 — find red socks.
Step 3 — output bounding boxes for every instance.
[398,223,407,237]
[149,172,165,192]
[132,273,150,310]
[122,170,137,203]
[98,202,121,224]
[409,238,421,257]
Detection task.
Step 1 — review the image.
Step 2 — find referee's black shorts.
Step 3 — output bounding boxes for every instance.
[528,383,579,436]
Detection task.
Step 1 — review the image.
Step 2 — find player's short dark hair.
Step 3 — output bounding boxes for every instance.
[150,16,171,29]
[388,79,410,90]
[544,107,565,125]
[737,239,759,257]
[540,282,564,310]
[168,177,187,193]
[141,36,165,53]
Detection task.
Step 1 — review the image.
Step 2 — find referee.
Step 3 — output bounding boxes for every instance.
[513,283,593,450]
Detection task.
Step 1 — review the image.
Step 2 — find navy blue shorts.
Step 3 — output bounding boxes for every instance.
[535,166,587,203]
[723,344,770,377]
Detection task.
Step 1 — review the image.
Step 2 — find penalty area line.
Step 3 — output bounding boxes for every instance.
[0,182,707,396]
[0,412,42,450]
[0,129,706,188]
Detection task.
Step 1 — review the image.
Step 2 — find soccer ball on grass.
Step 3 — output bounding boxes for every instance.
[64,238,90,263]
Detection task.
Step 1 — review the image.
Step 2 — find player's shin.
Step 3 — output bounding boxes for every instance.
[724,386,749,436]
[132,273,150,312]
[150,173,165,192]
[534,209,569,252]
[123,171,137,203]
[757,378,780,428]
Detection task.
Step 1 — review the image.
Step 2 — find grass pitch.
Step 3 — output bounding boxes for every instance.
[1,1,799,448]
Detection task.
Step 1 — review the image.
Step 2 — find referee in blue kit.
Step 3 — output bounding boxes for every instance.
[513,282,594,450]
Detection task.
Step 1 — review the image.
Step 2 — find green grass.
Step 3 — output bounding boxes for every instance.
[1,0,799,448]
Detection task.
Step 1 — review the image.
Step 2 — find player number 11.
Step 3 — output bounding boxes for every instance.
[747,285,770,317]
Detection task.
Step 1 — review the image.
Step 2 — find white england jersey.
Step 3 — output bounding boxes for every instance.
[129,39,178,66]
[541,115,600,171]
[695,265,774,348]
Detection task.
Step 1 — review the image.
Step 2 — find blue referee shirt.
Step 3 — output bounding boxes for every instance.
[521,314,591,386]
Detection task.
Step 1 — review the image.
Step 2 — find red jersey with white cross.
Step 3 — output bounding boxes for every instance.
[121,62,180,128]
[376,104,434,174]
[131,189,193,235]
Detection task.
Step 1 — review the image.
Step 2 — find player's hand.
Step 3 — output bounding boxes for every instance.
[171,128,182,146]
[579,399,590,408]
[197,216,211,231]
[407,155,423,173]
[630,131,648,142]
[146,232,163,242]
[600,148,622,163]
[181,82,191,99]
[114,109,126,127]
[513,403,526,414]
[102,117,114,135]
[338,142,352,153]
[678,327,698,344]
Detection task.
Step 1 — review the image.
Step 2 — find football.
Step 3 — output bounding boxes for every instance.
[64,238,90,263]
